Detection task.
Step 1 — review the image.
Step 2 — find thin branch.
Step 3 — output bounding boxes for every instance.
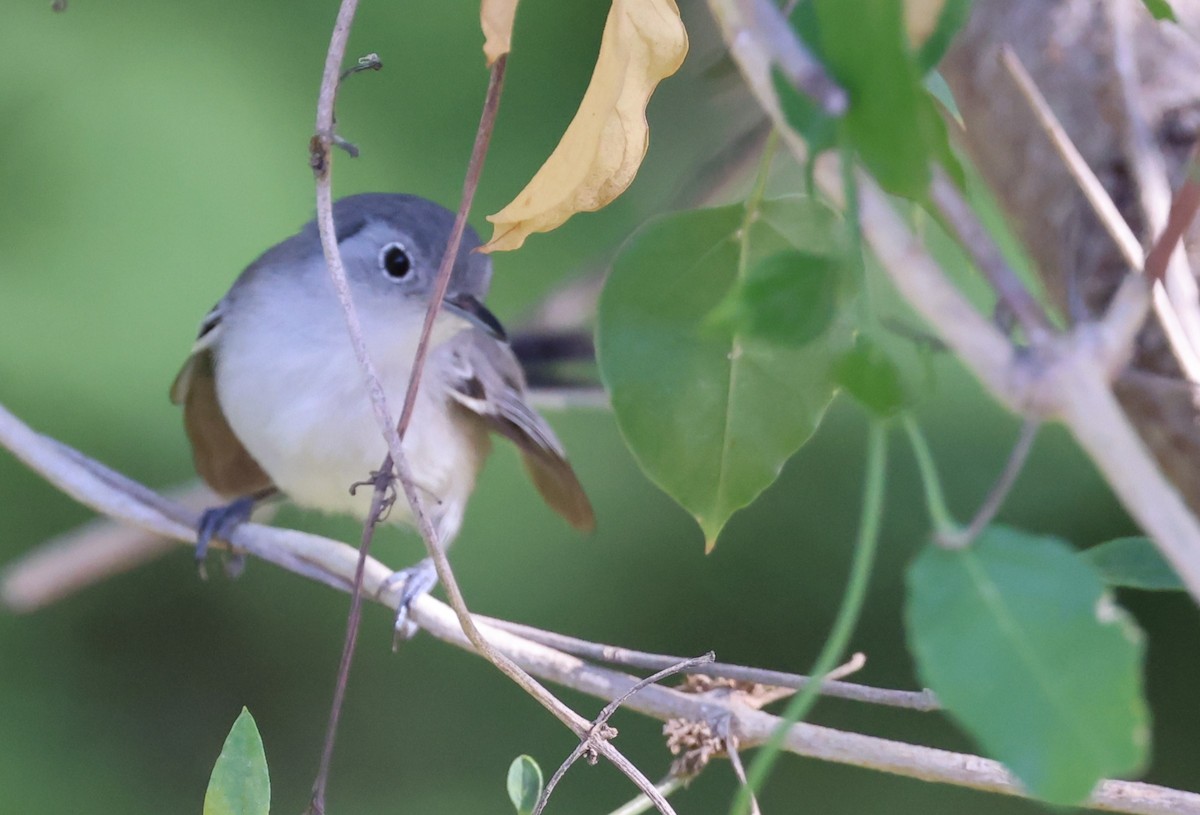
[999,45,1200,383]
[480,617,939,711]
[725,739,762,815]
[534,654,715,815]
[937,419,1040,550]
[1,414,1196,814]
[606,777,686,815]
[309,18,671,806]
[928,169,1056,342]
[2,415,1200,815]
[1108,3,1200,350]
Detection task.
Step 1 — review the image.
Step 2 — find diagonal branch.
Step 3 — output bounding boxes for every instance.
[706,0,1200,606]
[0,407,1196,815]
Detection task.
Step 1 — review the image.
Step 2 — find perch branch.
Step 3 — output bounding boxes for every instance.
[0,407,1196,815]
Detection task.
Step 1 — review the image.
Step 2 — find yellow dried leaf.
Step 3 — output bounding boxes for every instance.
[482,0,688,253]
[904,0,948,47]
[481,0,518,67]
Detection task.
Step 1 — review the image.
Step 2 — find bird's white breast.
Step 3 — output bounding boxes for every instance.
[212,279,487,545]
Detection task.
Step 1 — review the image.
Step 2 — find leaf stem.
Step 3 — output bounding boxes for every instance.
[733,420,889,813]
[902,414,958,538]
[737,130,781,280]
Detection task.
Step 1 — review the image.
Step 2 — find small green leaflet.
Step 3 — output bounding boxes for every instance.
[812,0,931,198]
[203,708,270,815]
[598,197,846,550]
[906,527,1149,805]
[1142,0,1178,21]
[708,250,842,347]
[1084,536,1185,591]
[833,335,911,417]
[506,755,543,814]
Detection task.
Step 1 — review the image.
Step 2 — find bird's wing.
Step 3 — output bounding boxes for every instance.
[170,301,274,498]
[444,332,595,533]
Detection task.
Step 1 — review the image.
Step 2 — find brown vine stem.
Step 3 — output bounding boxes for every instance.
[306,3,670,809]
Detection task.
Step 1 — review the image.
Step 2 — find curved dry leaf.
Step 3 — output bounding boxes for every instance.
[481,0,519,66]
[482,0,688,253]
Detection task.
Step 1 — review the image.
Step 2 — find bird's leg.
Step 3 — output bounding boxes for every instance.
[377,558,439,646]
[195,488,276,580]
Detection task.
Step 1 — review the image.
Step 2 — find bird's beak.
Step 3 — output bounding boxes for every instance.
[442,293,507,341]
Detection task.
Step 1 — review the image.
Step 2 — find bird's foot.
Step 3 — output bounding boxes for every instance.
[195,496,257,580]
[377,557,439,647]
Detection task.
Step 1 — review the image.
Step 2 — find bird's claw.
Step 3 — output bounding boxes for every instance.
[195,496,257,580]
[378,558,439,648]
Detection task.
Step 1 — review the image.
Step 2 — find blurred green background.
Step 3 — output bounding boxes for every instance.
[1,1,1196,813]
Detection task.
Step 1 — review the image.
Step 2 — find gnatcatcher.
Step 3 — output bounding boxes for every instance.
[171,193,594,625]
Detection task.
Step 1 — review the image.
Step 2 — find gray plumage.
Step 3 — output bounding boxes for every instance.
[172,193,594,546]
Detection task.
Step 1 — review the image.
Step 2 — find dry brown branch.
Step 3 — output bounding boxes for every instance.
[481,617,939,711]
[534,653,715,815]
[306,5,670,808]
[1,406,1195,814]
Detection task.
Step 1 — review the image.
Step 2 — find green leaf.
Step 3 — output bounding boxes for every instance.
[832,335,910,417]
[1142,0,1177,21]
[599,198,845,549]
[813,0,931,198]
[906,527,1149,804]
[506,755,543,815]
[1084,537,1185,591]
[772,68,838,158]
[708,250,842,347]
[914,0,973,73]
[204,708,270,815]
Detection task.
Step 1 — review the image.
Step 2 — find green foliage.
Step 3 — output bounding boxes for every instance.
[1084,537,1185,591]
[772,68,838,158]
[906,527,1149,804]
[708,250,843,347]
[914,0,974,72]
[811,0,931,198]
[204,709,270,815]
[598,197,845,549]
[833,336,911,417]
[1142,0,1178,21]
[506,755,543,814]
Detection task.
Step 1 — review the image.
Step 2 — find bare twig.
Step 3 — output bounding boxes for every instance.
[937,419,1040,549]
[725,739,762,815]
[308,11,670,805]
[534,654,715,815]
[480,618,940,711]
[1108,3,1200,350]
[1000,45,1200,383]
[307,3,373,809]
[606,777,686,815]
[1,409,1198,814]
[928,169,1056,341]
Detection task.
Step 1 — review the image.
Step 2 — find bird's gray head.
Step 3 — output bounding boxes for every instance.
[239,192,502,337]
[323,192,492,300]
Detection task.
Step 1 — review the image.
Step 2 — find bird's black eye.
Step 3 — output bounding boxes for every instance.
[379,242,412,280]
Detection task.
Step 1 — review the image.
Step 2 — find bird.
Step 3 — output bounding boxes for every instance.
[170,192,594,624]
